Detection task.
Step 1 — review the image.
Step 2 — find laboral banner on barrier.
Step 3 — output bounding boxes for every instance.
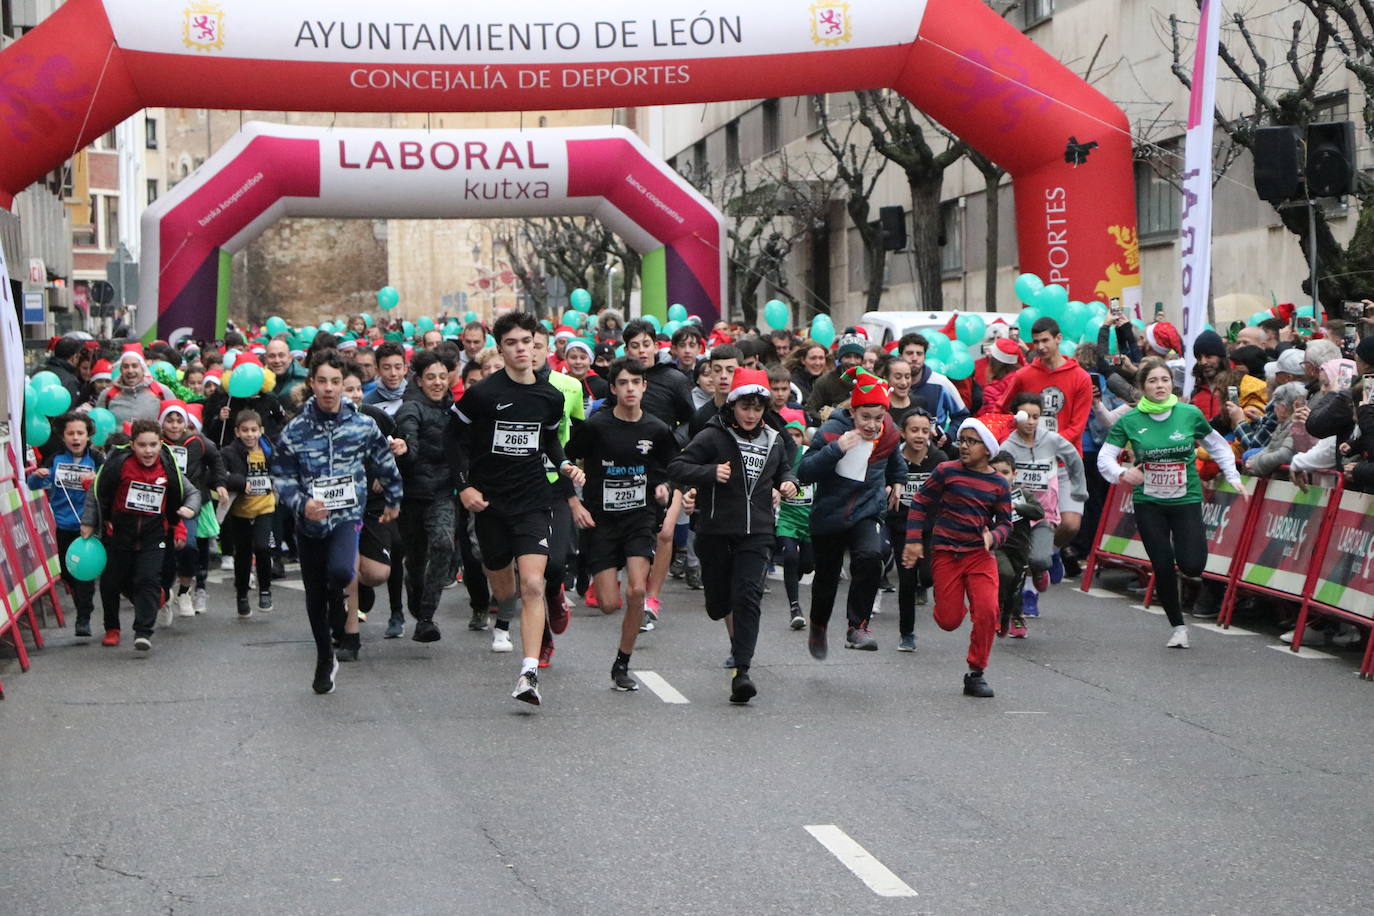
[1199,477,1249,577]
[1097,484,1147,561]
[1239,479,1331,596]
[1310,488,1374,620]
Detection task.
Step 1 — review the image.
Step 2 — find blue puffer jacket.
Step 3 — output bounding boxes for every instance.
[798,409,907,536]
[269,397,404,537]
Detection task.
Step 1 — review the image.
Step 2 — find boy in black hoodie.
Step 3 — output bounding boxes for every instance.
[989,451,1044,639]
[669,368,798,704]
[81,420,199,650]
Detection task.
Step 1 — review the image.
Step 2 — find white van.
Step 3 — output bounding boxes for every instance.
[858,310,1025,350]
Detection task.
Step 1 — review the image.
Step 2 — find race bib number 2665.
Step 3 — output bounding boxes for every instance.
[493,421,540,456]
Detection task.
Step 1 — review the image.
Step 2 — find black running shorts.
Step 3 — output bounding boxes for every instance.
[474,508,553,571]
[359,515,397,566]
[582,511,657,575]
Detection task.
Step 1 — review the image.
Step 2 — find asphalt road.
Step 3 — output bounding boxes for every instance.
[1,562,1370,915]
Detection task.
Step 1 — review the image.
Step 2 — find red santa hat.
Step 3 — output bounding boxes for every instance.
[90,359,113,382]
[779,407,808,430]
[958,417,999,455]
[184,403,204,430]
[988,338,1024,366]
[203,368,223,387]
[726,367,771,403]
[939,314,959,339]
[554,326,576,341]
[235,352,263,367]
[1145,321,1182,357]
[158,399,191,425]
[117,343,147,372]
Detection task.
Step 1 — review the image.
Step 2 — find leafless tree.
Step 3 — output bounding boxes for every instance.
[815,94,891,314]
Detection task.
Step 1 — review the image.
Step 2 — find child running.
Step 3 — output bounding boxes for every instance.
[904,418,1012,697]
[775,407,814,631]
[221,410,276,618]
[889,408,947,651]
[565,357,679,691]
[27,412,101,637]
[988,451,1044,639]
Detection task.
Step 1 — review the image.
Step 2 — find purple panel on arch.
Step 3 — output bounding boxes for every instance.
[164,251,221,340]
[665,244,717,327]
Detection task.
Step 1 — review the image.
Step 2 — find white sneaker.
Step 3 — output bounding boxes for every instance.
[157,602,174,628]
[491,628,513,652]
[176,591,196,617]
[221,555,234,571]
[192,587,208,614]
[1166,625,1189,649]
[1283,626,1332,647]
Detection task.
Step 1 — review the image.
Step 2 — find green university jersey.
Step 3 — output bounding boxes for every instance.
[1105,404,1214,505]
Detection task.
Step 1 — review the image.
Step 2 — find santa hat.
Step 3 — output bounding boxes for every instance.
[564,340,594,359]
[337,338,358,351]
[184,403,204,430]
[158,399,191,425]
[843,367,890,409]
[250,345,267,356]
[554,326,576,341]
[1145,321,1182,357]
[939,314,959,340]
[957,417,999,455]
[90,359,112,382]
[726,368,771,403]
[203,368,223,387]
[987,318,1011,339]
[779,407,808,430]
[988,338,1024,366]
[235,352,263,367]
[980,412,1017,444]
[117,344,147,372]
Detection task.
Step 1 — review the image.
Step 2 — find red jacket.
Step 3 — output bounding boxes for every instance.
[1000,357,1094,454]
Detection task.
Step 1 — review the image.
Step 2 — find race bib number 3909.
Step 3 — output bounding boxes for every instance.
[493,421,540,456]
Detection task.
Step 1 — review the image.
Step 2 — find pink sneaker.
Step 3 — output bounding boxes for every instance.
[1009,619,1028,639]
[1032,570,1050,593]
[644,596,660,621]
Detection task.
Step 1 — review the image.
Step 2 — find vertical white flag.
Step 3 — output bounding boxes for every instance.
[0,237,26,460]
[1179,0,1222,396]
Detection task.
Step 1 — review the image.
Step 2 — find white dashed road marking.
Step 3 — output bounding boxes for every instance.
[636,670,689,704]
[804,825,917,898]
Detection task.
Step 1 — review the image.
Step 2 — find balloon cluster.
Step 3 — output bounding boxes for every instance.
[1013,271,1116,358]
[23,371,72,444]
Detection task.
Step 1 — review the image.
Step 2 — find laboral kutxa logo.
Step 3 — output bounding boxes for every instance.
[810,2,853,46]
[183,1,226,52]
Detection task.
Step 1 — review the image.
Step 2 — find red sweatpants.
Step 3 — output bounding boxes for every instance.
[931,550,999,671]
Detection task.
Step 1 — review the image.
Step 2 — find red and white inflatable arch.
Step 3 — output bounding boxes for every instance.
[0,0,1141,323]
[139,122,724,340]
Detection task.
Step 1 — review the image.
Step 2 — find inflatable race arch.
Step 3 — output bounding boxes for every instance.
[138,122,725,340]
[0,0,1142,327]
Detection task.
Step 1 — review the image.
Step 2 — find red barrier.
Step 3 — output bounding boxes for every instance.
[1079,480,1155,598]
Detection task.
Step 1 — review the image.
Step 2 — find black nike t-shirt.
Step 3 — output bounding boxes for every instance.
[566,408,678,518]
[454,369,567,516]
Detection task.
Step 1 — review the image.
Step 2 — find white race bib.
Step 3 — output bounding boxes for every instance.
[124,480,166,514]
[246,474,271,496]
[1142,461,1187,499]
[167,444,188,473]
[737,441,770,485]
[1014,462,1054,494]
[54,462,90,490]
[493,420,540,456]
[783,484,812,507]
[1040,415,1058,433]
[310,474,358,511]
[603,478,647,511]
[901,471,930,506]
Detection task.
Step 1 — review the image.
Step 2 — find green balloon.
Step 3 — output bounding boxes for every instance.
[1017,307,1041,340]
[30,370,62,391]
[1014,273,1044,305]
[360,312,374,328]
[228,362,264,398]
[763,299,790,331]
[571,289,593,313]
[23,382,38,415]
[65,536,107,581]
[265,316,289,336]
[417,316,436,333]
[925,331,954,364]
[464,311,478,323]
[642,314,661,333]
[1247,311,1269,326]
[37,383,71,417]
[944,346,975,381]
[88,408,117,446]
[402,321,415,338]
[954,313,986,346]
[300,326,318,343]
[667,303,688,322]
[26,414,51,444]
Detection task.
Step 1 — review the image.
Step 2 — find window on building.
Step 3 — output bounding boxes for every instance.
[692,140,707,180]
[1023,0,1053,28]
[147,180,159,205]
[145,118,158,149]
[939,201,963,275]
[101,195,119,251]
[96,129,116,150]
[1135,152,1180,238]
[806,95,827,132]
[725,120,740,171]
[61,162,74,199]
[762,98,781,154]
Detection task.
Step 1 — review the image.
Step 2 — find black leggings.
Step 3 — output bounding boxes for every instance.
[1133,500,1207,627]
[225,513,274,597]
[775,536,814,608]
[886,518,931,638]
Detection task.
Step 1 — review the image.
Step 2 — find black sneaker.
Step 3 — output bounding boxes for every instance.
[336,633,360,663]
[413,618,441,643]
[963,670,994,698]
[879,574,896,594]
[385,614,404,638]
[789,602,806,630]
[808,623,828,660]
[512,669,541,705]
[74,620,92,638]
[669,546,687,579]
[467,608,488,631]
[270,556,287,580]
[258,589,273,611]
[313,656,339,694]
[845,626,878,651]
[915,588,928,607]
[729,670,757,704]
[611,664,638,691]
[684,565,703,590]
[133,635,152,651]
[236,595,252,618]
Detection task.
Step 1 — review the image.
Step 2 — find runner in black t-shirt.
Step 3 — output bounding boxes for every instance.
[454,312,585,706]
[566,358,679,691]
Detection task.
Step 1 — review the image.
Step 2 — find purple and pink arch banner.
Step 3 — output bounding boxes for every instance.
[138,122,725,340]
[0,0,1141,324]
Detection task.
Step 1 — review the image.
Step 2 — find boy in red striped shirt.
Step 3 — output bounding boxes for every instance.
[903,418,1013,697]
